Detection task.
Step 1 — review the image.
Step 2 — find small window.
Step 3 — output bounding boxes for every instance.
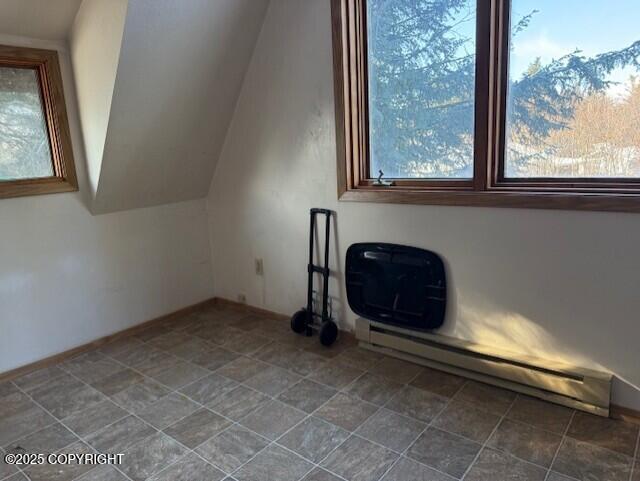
[332,0,640,212]
[0,44,77,199]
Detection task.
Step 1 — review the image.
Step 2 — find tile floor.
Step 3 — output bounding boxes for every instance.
[1,304,638,481]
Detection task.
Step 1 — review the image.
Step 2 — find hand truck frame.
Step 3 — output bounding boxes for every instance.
[290,208,338,346]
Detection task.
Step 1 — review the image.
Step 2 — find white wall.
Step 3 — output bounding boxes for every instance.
[92,0,270,214]
[71,0,128,197]
[0,34,215,373]
[208,0,640,409]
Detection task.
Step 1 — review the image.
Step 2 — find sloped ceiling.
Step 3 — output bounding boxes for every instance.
[0,0,269,214]
[89,0,270,213]
[0,0,83,41]
[71,0,129,198]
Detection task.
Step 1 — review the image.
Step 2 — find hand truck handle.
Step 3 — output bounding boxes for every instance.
[310,208,332,216]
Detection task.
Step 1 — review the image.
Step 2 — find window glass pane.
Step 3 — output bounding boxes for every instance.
[366,0,477,179]
[0,66,54,181]
[505,0,640,179]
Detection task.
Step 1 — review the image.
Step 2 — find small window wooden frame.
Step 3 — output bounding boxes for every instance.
[0,44,77,200]
[331,0,640,212]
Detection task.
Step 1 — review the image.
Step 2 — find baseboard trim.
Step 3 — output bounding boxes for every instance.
[0,298,306,385]
[213,297,289,321]
[611,404,640,425]
[3,296,638,424]
[0,298,217,384]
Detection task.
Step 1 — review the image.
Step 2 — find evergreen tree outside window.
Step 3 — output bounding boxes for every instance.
[332,0,640,211]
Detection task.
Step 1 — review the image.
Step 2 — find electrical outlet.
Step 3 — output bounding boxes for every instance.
[255,258,264,276]
[237,294,247,304]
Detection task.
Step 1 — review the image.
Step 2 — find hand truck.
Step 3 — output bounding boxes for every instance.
[290,208,338,346]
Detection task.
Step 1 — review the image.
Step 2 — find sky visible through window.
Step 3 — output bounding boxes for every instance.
[506,0,640,178]
[510,0,639,95]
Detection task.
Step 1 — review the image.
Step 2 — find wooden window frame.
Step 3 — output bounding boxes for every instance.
[0,44,78,200]
[331,0,640,212]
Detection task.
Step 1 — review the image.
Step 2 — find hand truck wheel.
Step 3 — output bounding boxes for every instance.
[291,309,308,334]
[319,320,338,346]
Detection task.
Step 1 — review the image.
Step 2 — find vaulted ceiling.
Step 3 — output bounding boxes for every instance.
[1,0,270,214]
[73,0,270,214]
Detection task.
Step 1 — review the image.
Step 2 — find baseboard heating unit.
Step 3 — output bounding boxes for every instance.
[356,317,613,416]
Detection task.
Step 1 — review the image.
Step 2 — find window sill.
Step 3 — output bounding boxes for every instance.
[0,177,78,200]
[339,187,640,213]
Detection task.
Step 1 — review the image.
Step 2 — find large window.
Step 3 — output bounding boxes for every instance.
[332,0,640,211]
[0,44,77,199]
